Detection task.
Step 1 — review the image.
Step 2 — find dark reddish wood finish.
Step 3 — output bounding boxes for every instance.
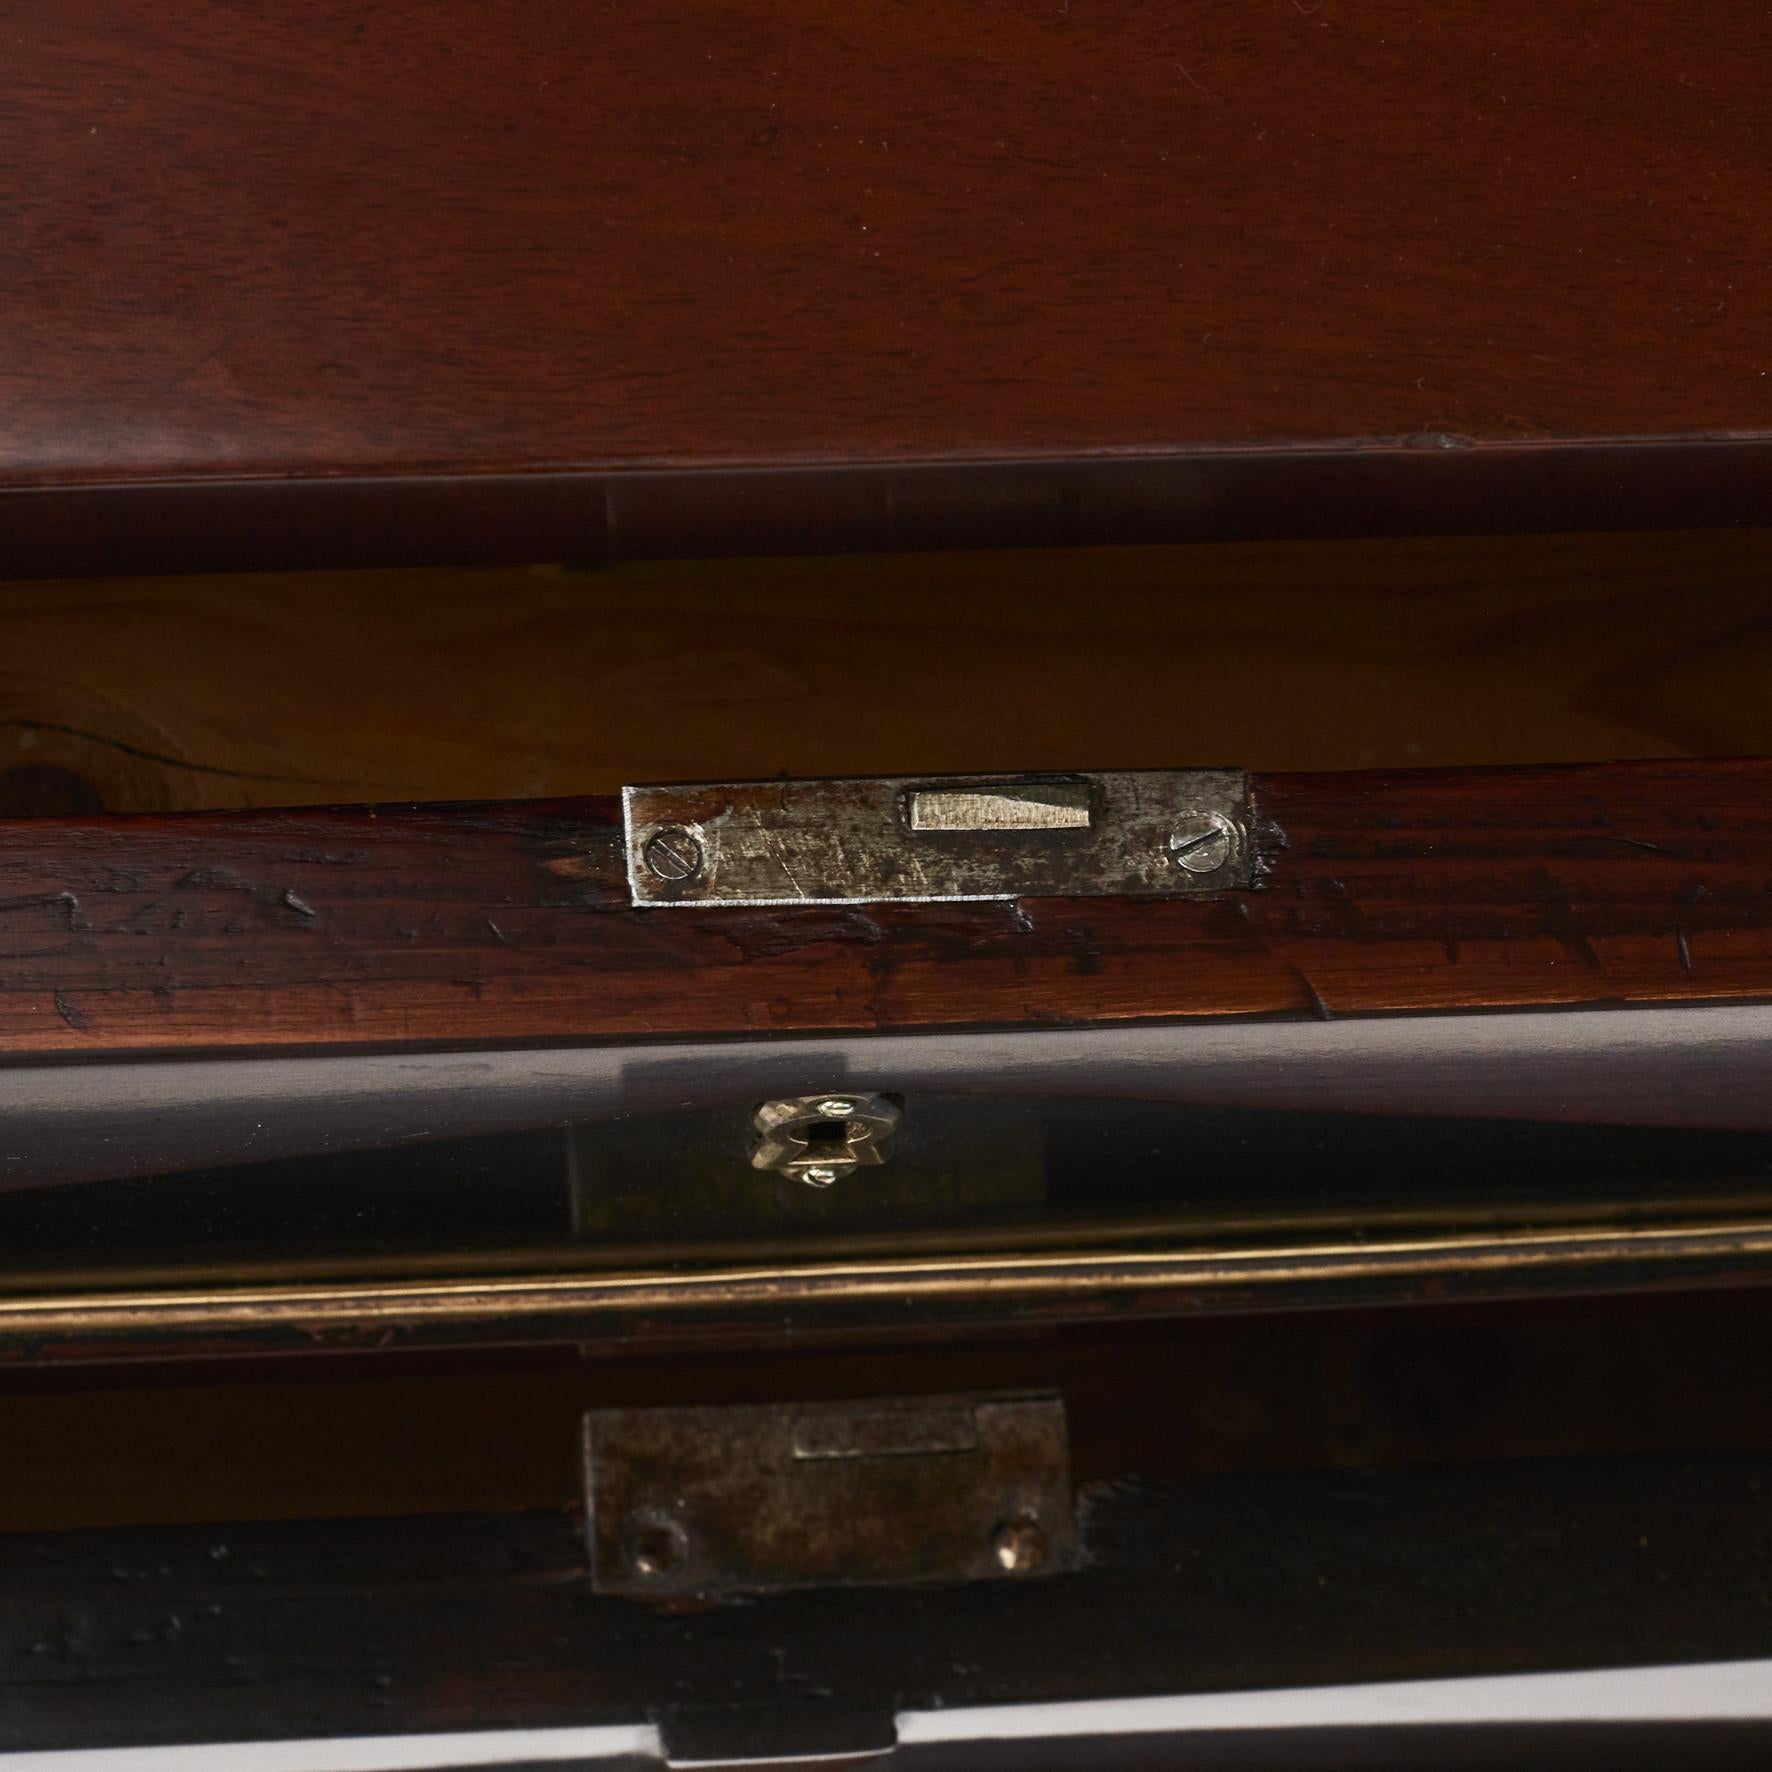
[5,4,1772,570]
[1,759,1768,1059]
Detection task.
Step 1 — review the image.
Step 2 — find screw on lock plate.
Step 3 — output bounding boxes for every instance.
[639,824,705,882]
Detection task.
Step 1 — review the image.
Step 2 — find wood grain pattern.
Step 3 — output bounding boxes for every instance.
[0,759,1767,1058]
[5,531,1772,813]
[5,4,1772,567]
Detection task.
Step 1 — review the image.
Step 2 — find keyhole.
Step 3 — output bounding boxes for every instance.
[802,1118,856,1157]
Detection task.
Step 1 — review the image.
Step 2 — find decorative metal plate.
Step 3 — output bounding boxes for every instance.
[623,769,1251,906]
[584,1392,1076,1597]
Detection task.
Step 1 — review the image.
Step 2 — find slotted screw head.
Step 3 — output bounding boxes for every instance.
[642,826,705,882]
[1168,811,1235,874]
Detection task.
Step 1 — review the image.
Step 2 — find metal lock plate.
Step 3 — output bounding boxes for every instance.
[623,768,1251,907]
[584,1392,1076,1598]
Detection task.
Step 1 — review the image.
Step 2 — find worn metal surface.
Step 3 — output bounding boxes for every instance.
[584,1392,1076,1598]
[622,770,1251,906]
[750,1092,901,1187]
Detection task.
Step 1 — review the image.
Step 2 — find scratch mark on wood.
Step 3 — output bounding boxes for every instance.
[1294,965,1333,1021]
[280,888,318,924]
[1582,833,1679,857]
[0,718,351,787]
[0,890,85,930]
[176,867,252,892]
[52,989,89,1031]
[711,905,888,960]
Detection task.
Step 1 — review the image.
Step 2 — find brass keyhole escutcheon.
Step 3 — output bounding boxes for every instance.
[751,1093,901,1187]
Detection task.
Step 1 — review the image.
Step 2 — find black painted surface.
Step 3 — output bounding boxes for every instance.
[902,1725,1772,1771]
[1,1452,1768,1753]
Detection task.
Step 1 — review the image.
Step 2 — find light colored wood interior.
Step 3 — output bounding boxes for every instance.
[3,529,1769,811]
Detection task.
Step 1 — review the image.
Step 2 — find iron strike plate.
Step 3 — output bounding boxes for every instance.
[584,1391,1076,1597]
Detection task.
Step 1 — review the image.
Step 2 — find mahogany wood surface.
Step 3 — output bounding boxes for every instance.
[1,758,1768,1059]
[5,4,1772,569]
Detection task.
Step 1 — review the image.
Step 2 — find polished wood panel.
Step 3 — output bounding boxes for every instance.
[0,759,1767,1057]
[5,5,1771,566]
[4,531,1772,813]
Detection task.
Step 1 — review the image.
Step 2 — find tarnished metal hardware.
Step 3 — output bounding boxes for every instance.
[1168,808,1238,874]
[584,1392,1077,1598]
[622,768,1251,906]
[751,1092,900,1187]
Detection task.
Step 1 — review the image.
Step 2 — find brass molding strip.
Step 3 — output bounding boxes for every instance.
[3,1215,1770,1362]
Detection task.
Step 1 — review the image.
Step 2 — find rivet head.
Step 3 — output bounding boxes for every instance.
[991,1516,1047,1575]
[625,1512,690,1579]
[1168,810,1235,874]
[815,1098,857,1117]
[801,1165,841,1188]
[642,826,705,882]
